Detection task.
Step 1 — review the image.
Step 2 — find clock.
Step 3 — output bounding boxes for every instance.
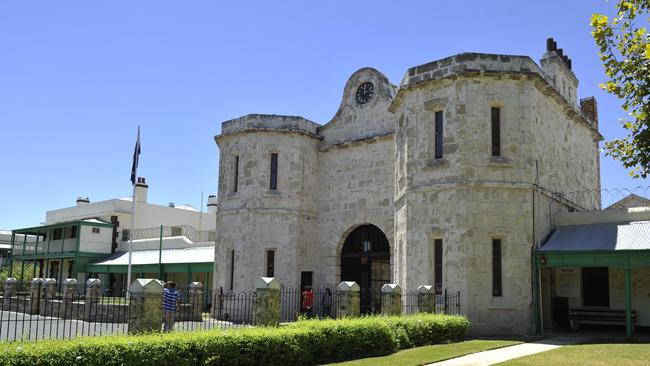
[355,82,374,105]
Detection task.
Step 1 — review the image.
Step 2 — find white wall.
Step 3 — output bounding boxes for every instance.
[78,225,112,253]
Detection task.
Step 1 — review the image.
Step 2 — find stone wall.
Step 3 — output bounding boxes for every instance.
[213,48,602,335]
[215,127,320,292]
[315,138,395,287]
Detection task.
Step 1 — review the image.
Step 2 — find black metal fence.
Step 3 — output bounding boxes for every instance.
[0,286,461,342]
[0,285,129,342]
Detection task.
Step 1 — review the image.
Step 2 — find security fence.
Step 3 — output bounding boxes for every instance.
[0,277,462,342]
[0,280,129,342]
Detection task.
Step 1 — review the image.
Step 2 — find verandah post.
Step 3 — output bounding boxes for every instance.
[624,262,632,338]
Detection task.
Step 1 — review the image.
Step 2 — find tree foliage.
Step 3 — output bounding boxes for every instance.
[592,0,650,178]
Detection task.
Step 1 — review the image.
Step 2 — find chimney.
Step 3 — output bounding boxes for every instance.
[135,177,148,203]
[580,97,598,129]
[207,195,218,214]
[76,196,90,206]
[541,37,578,103]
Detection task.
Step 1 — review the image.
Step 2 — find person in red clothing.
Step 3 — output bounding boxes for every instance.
[301,286,314,318]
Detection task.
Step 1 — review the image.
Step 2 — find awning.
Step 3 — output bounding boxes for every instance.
[533,221,650,338]
[539,221,650,252]
[90,246,214,266]
[85,246,215,274]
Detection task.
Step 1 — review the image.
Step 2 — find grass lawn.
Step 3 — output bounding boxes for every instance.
[496,342,650,366]
[322,339,522,366]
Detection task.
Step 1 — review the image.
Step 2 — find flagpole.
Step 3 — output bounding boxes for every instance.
[126,126,141,298]
[126,174,137,297]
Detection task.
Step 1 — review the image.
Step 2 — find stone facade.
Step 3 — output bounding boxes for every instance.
[214,43,601,334]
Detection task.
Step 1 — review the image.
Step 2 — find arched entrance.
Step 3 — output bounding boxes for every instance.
[340,224,390,314]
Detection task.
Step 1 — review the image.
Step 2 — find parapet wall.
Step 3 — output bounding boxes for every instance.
[219,114,321,138]
[401,53,543,87]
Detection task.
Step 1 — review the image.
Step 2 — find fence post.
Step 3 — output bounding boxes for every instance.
[444,289,449,314]
[85,278,102,320]
[3,278,17,309]
[28,278,42,315]
[40,278,57,316]
[63,278,78,319]
[254,277,280,326]
[456,291,461,315]
[337,281,360,318]
[417,285,435,313]
[128,279,165,334]
[188,281,203,321]
[381,284,402,315]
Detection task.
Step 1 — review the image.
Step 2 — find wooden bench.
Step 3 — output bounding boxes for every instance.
[569,308,636,331]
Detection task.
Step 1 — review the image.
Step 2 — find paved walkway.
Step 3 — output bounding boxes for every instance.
[427,336,589,366]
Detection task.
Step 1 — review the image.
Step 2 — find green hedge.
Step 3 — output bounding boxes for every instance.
[0,313,468,366]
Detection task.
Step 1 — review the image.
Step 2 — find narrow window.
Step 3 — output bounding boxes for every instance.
[434,111,443,159]
[270,153,278,190]
[233,155,239,193]
[492,239,502,297]
[266,249,275,277]
[491,107,501,157]
[434,239,443,294]
[229,249,235,291]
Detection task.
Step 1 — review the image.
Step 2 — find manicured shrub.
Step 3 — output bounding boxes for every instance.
[0,313,468,366]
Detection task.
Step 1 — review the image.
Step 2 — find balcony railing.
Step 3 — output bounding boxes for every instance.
[126,225,216,244]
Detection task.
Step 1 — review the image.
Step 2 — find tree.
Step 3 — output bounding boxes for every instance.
[592,0,650,178]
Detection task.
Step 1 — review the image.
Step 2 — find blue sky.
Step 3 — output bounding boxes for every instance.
[0,1,647,229]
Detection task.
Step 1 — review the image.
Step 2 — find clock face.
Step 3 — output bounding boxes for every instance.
[355,82,374,105]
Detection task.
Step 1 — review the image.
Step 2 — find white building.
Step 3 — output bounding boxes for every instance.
[10,177,218,292]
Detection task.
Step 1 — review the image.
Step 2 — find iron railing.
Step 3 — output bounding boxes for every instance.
[127,225,216,243]
[0,285,129,342]
[0,286,461,342]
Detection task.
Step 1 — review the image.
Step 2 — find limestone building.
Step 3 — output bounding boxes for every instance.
[213,39,602,334]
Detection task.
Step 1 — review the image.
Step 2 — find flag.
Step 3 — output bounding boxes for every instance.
[130,127,141,185]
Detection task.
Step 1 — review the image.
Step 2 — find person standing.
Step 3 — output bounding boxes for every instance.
[162,281,180,332]
[301,286,314,318]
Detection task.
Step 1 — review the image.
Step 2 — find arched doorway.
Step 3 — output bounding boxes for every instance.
[340,224,390,314]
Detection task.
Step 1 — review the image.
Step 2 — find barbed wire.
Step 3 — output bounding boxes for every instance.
[559,186,650,210]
